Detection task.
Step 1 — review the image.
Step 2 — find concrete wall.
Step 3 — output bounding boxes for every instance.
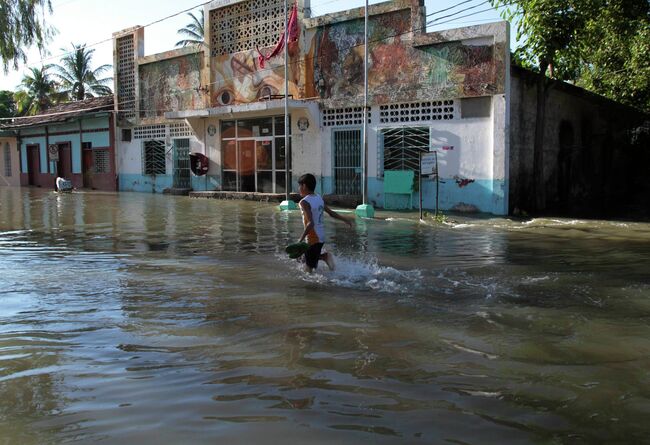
[510,66,649,217]
[0,136,21,186]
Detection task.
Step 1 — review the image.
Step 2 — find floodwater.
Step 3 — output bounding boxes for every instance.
[0,187,649,445]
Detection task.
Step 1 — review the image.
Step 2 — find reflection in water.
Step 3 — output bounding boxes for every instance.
[0,187,649,444]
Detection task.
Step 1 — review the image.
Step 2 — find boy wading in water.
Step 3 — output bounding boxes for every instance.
[297,173,353,272]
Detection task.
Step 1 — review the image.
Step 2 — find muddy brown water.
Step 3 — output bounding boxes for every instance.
[1,187,649,444]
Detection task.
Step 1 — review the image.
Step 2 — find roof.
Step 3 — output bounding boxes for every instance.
[0,95,114,130]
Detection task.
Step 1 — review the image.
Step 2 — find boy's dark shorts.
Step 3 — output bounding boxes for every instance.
[305,243,324,269]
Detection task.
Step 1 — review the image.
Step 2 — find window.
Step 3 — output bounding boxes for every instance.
[122,129,132,142]
[82,142,92,150]
[94,149,110,174]
[143,140,166,175]
[3,143,11,177]
[381,127,430,176]
[461,97,491,118]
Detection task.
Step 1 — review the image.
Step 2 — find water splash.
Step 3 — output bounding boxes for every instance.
[291,254,423,294]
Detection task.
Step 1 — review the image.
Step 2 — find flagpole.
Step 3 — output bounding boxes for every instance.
[355,0,375,218]
[280,0,296,211]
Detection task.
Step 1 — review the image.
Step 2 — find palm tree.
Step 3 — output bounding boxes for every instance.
[14,66,60,116]
[175,10,205,48]
[52,44,112,101]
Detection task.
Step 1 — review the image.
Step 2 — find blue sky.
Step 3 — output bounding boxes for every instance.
[0,0,507,91]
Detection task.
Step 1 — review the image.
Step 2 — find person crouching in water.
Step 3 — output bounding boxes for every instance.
[297,173,354,272]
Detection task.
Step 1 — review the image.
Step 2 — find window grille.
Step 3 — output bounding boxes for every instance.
[322,107,371,127]
[379,100,455,124]
[381,127,430,176]
[210,0,286,57]
[169,122,194,138]
[3,143,11,177]
[117,34,136,121]
[134,124,167,140]
[143,140,166,175]
[93,149,110,174]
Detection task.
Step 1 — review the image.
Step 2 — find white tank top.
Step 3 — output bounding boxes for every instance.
[300,194,325,244]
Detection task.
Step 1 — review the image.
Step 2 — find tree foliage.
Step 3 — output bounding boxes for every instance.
[491,0,650,112]
[13,66,62,116]
[0,91,16,119]
[175,10,205,48]
[51,44,112,101]
[0,0,54,73]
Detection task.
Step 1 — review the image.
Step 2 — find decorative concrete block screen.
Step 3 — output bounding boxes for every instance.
[93,149,110,174]
[322,107,371,127]
[134,124,167,140]
[379,100,456,124]
[117,34,136,121]
[210,0,285,56]
[169,122,194,138]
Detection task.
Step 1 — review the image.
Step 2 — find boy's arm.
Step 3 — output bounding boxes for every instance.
[298,200,314,242]
[324,205,353,227]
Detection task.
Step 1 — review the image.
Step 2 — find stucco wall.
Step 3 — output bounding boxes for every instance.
[510,66,648,217]
[0,136,21,186]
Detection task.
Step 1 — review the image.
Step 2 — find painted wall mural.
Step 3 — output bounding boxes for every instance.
[139,53,204,119]
[209,44,303,107]
[310,9,504,105]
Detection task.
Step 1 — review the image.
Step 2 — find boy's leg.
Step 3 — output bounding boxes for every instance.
[320,252,335,271]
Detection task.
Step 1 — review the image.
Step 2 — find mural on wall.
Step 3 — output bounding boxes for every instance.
[311,9,503,104]
[139,53,204,119]
[209,46,303,107]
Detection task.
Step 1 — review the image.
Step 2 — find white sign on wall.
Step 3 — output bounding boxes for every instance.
[421,152,437,176]
[48,144,59,161]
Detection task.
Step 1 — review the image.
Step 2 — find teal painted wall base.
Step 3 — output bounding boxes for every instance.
[119,174,172,194]
[318,175,508,215]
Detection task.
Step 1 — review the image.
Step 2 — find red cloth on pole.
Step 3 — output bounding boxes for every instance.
[257,2,299,69]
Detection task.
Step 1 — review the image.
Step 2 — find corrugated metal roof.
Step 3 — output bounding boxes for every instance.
[0,95,114,130]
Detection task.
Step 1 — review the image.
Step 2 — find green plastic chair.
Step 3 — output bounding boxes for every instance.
[383,170,414,209]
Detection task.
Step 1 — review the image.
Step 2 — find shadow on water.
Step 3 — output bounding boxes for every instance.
[1,187,649,444]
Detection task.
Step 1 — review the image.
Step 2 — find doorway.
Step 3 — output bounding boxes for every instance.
[56,143,72,179]
[333,129,361,195]
[172,138,191,189]
[27,145,39,186]
[221,117,290,193]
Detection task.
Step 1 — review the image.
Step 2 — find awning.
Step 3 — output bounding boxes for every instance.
[164,98,311,120]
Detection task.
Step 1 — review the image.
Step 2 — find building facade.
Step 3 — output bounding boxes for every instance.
[2,96,117,191]
[0,132,21,187]
[113,0,510,214]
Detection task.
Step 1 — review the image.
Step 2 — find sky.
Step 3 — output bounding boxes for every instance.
[0,0,507,92]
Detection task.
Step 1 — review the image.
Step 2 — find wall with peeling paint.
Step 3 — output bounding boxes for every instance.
[139,52,204,120]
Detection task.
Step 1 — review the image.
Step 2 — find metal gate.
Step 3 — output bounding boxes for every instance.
[173,138,191,189]
[333,129,361,195]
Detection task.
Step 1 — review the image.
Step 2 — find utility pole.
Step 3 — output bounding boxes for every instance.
[280,0,297,211]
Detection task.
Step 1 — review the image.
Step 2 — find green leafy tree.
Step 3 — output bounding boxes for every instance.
[576,0,649,112]
[13,65,61,115]
[0,0,54,73]
[51,44,112,101]
[0,91,17,118]
[175,10,205,48]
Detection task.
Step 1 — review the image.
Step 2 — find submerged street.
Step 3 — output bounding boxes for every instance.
[1,187,649,444]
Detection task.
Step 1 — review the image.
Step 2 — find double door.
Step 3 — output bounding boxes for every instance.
[223,137,288,193]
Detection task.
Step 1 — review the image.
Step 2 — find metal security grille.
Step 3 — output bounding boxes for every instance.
[322,107,371,127]
[93,149,110,173]
[143,140,166,175]
[333,129,361,195]
[381,127,430,175]
[173,139,191,189]
[210,0,285,57]
[3,143,11,177]
[379,100,455,123]
[117,34,135,121]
